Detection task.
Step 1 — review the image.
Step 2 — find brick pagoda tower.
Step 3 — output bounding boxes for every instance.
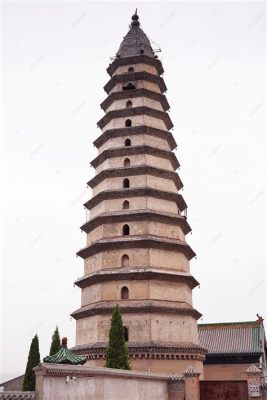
[72,11,205,375]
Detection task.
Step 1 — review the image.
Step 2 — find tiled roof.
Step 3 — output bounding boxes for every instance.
[0,392,35,400]
[198,321,265,356]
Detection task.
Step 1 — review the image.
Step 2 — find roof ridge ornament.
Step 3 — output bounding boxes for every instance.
[131,9,140,27]
[184,365,201,376]
[246,364,262,375]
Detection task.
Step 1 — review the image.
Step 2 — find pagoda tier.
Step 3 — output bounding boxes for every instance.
[72,11,205,375]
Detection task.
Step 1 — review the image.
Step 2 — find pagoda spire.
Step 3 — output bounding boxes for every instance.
[131,9,140,27]
[115,11,154,59]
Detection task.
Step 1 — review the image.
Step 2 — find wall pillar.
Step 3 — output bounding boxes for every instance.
[168,376,185,400]
[246,364,263,400]
[34,364,45,400]
[184,366,200,400]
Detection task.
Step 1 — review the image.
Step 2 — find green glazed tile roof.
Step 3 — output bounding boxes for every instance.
[198,320,265,356]
[43,338,87,365]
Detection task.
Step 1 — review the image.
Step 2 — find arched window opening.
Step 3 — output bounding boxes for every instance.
[125,119,132,127]
[124,327,129,342]
[122,82,136,91]
[121,286,129,300]
[124,138,131,147]
[126,100,132,108]
[122,224,130,236]
[123,200,129,209]
[128,67,134,73]
[124,158,130,167]
[123,178,129,188]
[121,254,129,268]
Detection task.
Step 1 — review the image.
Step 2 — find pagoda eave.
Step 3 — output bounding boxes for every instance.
[93,125,177,150]
[90,145,179,170]
[71,300,202,320]
[80,210,191,234]
[107,55,164,77]
[104,71,167,94]
[74,268,199,289]
[97,106,173,130]
[87,165,183,191]
[72,342,207,358]
[101,89,170,112]
[84,187,187,212]
[76,235,196,260]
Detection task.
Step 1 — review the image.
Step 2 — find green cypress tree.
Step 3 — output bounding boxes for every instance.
[105,305,131,370]
[23,334,40,391]
[49,326,61,356]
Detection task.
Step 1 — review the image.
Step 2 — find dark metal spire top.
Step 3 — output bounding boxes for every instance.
[131,9,140,27]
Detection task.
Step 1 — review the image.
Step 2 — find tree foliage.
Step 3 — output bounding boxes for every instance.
[49,326,61,356]
[105,305,131,370]
[23,334,40,391]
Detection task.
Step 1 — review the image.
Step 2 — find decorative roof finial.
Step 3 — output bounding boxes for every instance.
[131,9,140,27]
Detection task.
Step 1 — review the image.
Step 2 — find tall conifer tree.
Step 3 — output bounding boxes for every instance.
[23,334,40,391]
[49,326,61,356]
[105,305,131,370]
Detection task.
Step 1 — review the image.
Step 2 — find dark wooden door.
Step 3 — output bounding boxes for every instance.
[200,381,248,400]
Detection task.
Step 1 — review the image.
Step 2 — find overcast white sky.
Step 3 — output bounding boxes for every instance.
[1,0,266,381]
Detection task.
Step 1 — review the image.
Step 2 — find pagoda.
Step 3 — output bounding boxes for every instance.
[72,11,205,375]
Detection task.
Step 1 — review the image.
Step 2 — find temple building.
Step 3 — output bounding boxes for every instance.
[199,318,267,381]
[71,10,206,376]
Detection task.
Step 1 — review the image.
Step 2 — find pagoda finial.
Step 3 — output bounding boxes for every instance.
[131,9,140,27]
